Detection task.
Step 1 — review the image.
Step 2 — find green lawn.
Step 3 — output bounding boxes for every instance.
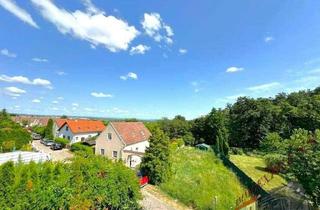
[230,154,287,191]
[160,147,245,210]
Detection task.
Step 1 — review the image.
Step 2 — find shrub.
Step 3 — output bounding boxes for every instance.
[230,147,244,155]
[70,142,93,154]
[54,138,69,148]
[264,154,287,173]
[260,132,285,153]
[0,155,141,209]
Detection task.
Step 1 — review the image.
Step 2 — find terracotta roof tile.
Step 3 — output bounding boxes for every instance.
[55,119,67,128]
[60,119,105,134]
[111,122,151,145]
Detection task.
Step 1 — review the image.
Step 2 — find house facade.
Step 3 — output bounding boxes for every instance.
[53,119,67,138]
[57,119,105,144]
[95,122,151,168]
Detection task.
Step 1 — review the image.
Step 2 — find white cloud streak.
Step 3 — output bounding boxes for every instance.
[0,74,53,89]
[3,86,26,97]
[1,48,16,58]
[32,57,48,62]
[0,0,39,28]
[247,82,281,92]
[91,92,113,98]
[226,66,244,73]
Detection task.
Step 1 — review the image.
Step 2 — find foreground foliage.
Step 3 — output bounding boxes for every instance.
[160,147,244,210]
[0,155,141,209]
[288,129,320,206]
[0,109,30,152]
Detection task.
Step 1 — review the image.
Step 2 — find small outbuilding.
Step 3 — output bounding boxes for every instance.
[195,143,211,151]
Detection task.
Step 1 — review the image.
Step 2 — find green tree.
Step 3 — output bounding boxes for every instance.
[288,129,320,207]
[141,126,171,185]
[44,119,54,139]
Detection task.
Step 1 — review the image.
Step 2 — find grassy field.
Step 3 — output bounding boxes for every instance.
[160,147,245,210]
[230,154,287,191]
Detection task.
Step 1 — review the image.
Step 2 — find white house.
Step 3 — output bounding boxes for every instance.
[95,122,151,168]
[57,119,105,144]
[53,119,67,138]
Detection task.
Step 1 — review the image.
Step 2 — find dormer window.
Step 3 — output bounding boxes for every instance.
[108,133,112,140]
[66,126,69,131]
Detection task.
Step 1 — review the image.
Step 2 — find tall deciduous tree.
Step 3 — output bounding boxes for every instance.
[140,126,171,185]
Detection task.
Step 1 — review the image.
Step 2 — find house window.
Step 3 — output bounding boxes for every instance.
[76,137,78,140]
[66,126,69,131]
[100,149,105,155]
[112,151,118,158]
[63,135,65,139]
[81,137,85,141]
[136,147,139,151]
[107,133,112,140]
[67,136,70,140]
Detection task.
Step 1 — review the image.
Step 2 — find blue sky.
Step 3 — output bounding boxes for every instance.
[1,0,320,119]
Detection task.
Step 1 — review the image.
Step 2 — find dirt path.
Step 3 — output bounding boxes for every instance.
[140,185,192,210]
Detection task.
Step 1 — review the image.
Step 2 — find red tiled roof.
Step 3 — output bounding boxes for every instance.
[60,119,105,134]
[55,119,67,128]
[111,122,151,145]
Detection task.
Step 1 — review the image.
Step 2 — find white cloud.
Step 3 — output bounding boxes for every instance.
[247,82,281,92]
[141,13,173,44]
[56,71,67,76]
[226,66,244,73]
[91,92,113,98]
[57,96,64,100]
[179,48,187,54]
[130,44,150,55]
[3,86,26,97]
[51,107,59,111]
[1,48,16,58]
[264,36,274,43]
[72,103,79,107]
[31,0,139,52]
[120,72,138,80]
[0,0,38,28]
[32,57,48,62]
[0,74,52,89]
[32,99,41,103]
[52,100,58,104]
[190,81,204,93]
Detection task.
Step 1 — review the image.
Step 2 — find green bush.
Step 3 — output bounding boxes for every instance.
[70,142,93,154]
[54,138,69,148]
[0,155,141,209]
[260,133,283,152]
[264,154,287,173]
[230,147,244,155]
[0,111,31,152]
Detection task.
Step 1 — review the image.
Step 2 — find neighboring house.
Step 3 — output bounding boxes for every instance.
[12,116,49,127]
[57,119,105,144]
[95,122,151,168]
[53,119,67,138]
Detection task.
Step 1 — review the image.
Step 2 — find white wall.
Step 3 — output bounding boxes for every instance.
[58,124,99,144]
[123,141,149,153]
